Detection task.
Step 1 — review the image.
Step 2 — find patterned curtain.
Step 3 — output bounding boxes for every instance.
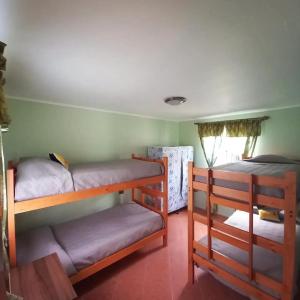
[198,121,225,138]
[197,122,225,167]
[0,41,10,127]
[197,117,268,165]
[225,119,262,137]
[225,118,266,158]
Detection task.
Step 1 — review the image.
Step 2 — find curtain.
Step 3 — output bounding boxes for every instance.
[198,122,225,167]
[198,121,225,138]
[197,117,268,166]
[200,136,223,168]
[0,41,10,127]
[225,119,262,137]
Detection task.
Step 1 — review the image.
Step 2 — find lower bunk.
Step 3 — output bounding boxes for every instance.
[16,202,165,284]
[195,210,300,299]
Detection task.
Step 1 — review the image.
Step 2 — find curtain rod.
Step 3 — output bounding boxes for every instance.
[194,116,269,125]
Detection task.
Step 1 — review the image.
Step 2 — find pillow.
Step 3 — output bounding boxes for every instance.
[49,153,69,169]
[258,209,281,222]
[15,157,74,201]
[247,155,295,164]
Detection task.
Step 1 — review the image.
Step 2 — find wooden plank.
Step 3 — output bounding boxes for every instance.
[70,229,166,284]
[192,167,208,177]
[133,199,163,217]
[248,174,254,281]
[210,195,249,212]
[193,254,276,300]
[132,154,165,167]
[254,175,285,189]
[212,170,251,183]
[7,169,16,267]
[193,241,249,277]
[14,175,165,214]
[11,253,77,300]
[193,211,207,225]
[212,219,248,241]
[255,272,283,295]
[207,169,212,259]
[192,181,207,192]
[188,161,195,283]
[136,186,164,198]
[211,228,249,252]
[193,209,284,255]
[193,242,283,294]
[253,235,284,255]
[255,194,284,210]
[162,156,168,247]
[212,186,249,202]
[282,172,296,300]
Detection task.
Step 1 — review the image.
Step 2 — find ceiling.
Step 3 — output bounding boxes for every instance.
[1,0,300,120]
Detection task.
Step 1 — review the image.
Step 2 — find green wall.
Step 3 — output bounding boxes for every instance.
[5,99,300,230]
[179,106,300,167]
[5,99,178,231]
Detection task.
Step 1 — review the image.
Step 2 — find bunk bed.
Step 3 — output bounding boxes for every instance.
[7,154,168,284]
[188,156,300,300]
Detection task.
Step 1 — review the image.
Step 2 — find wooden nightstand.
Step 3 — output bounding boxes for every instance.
[10,253,77,300]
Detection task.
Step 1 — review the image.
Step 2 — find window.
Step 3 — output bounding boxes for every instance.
[201,128,247,166]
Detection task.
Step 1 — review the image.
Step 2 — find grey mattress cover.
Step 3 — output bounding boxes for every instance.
[69,159,163,191]
[52,203,163,271]
[196,161,300,201]
[15,158,163,201]
[15,158,74,201]
[16,226,77,276]
[197,210,300,298]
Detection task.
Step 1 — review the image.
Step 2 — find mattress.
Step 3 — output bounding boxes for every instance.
[16,203,163,275]
[16,226,77,276]
[15,158,163,201]
[70,159,163,191]
[52,203,163,271]
[195,160,300,204]
[197,210,300,298]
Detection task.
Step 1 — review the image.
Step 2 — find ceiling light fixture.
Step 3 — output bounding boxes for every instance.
[164,96,187,106]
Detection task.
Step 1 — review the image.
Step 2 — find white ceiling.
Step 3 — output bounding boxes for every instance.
[1,0,300,120]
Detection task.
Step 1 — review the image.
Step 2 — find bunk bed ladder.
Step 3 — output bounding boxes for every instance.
[282,172,296,300]
[206,169,212,260]
[188,161,195,283]
[248,174,254,281]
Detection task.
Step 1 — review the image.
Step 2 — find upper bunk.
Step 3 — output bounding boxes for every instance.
[7,155,168,214]
[193,154,300,210]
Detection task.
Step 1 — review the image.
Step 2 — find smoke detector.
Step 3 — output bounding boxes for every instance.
[164,96,187,106]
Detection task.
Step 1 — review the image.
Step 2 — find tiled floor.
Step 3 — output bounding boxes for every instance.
[75,210,248,300]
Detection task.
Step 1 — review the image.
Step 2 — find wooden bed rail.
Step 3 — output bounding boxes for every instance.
[131,154,168,246]
[188,162,296,300]
[7,155,169,271]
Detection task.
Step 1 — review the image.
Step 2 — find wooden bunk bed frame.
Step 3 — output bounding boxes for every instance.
[187,162,297,300]
[6,155,168,284]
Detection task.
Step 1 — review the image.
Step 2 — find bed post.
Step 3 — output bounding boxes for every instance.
[282,171,296,300]
[7,168,16,267]
[131,154,135,203]
[188,161,194,283]
[162,156,168,247]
